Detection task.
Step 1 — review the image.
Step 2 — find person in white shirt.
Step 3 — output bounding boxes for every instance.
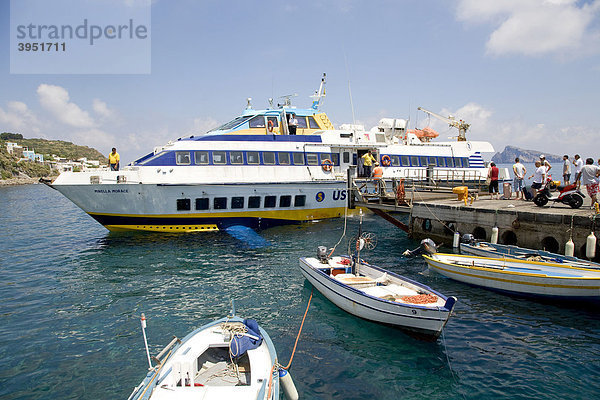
[576,157,600,206]
[512,157,527,200]
[288,114,298,135]
[573,154,584,177]
[539,155,551,173]
[562,155,571,185]
[529,161,546,196]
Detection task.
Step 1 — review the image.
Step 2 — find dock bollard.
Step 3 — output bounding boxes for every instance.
[453,231,460,248]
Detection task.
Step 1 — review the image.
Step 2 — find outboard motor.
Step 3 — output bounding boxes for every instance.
[402,238,438,257]
[461,233,475,244]
[317,246,329,263]
[420,238,438,255]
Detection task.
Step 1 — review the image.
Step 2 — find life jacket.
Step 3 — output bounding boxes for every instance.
[373,166,383,179]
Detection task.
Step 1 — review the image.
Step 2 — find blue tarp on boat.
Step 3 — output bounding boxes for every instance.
[229,319,263,358]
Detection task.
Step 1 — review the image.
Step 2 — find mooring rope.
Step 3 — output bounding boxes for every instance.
[266,288,314,399]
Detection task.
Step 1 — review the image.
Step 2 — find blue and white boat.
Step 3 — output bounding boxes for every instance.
[49,75,494,232]
[424,252,600,299]
[128,312,284,400]
[460,241,600,270]
[299,252,457,338]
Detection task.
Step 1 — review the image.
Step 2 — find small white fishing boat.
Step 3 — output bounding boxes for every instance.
[460,241,600,270]
[424,253,600,299]
[128,306,294,400]
[299,250,457,338]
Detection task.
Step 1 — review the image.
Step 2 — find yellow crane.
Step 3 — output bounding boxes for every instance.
[417,106,470,142]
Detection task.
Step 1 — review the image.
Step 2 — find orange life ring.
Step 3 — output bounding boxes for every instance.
[267,120,274,132]
[321,159,333,172]
[381,155,391,166]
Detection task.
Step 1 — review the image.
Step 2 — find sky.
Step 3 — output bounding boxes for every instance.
[1,0,600,163]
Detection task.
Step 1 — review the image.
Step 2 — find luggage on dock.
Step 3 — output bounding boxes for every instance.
[523,186,533,201]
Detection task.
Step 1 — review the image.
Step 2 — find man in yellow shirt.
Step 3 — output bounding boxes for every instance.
[108,147,120,171]
[361,150,376,177]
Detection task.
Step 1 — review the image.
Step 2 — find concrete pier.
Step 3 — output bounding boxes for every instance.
[409,195,600,260]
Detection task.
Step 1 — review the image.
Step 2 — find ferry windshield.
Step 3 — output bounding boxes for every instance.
[208,115,253,132]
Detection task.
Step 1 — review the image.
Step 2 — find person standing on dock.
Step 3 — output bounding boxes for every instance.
[512,157,526,200]
[573,154,584,178]
[372,162,383,194]
[575,158,600,207]
[530,161,546,197]
[108,148,120,171]
[361,150,376,178]
[563,155,571,185]
[540,155,552,173]
[488,162,499,200]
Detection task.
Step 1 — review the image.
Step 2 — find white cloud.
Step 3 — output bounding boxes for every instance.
[456,0,600,57]
[0,101,41,135]
[92,99,114,119]
[419,102,598,157]
[37,84,95,128]
[186,117,220,136]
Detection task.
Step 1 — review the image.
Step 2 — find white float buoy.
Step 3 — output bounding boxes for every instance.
[586,232,596,259]
[279,368,299,400]
[565,238,574,257]
[453,231,460,248]
[490,226,499,244]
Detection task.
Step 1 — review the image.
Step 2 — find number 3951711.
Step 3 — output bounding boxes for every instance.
[18,42,66,51]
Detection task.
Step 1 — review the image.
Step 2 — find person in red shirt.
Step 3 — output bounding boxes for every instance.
[488,162,499,199]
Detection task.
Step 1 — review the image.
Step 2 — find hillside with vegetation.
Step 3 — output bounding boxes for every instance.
[0,133,107,181]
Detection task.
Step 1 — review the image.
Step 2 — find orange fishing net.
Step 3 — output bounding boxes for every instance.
[399,294,438,304]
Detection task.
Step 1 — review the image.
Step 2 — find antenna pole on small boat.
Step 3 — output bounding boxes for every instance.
[140,313,152,370]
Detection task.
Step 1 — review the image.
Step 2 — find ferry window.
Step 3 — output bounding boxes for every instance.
[249,115,266,128]
[410,156,419,166]
[331,153,339,166]
[308,116,320,129]
[195,151,209,165]
[306,153,319,165]
[419,156,428,166]
[212,151,227,164]
[214,197,227,209]
[195,198,209,210]
[463,158,470,168]
[278,152,290,165]
[343,152,350,163]
[293,153,304,165]
[446,158,455,167]
[267,116,279,128]
[263,152,276,165]
[391,155,400,166]
[319,154,332,163]
[437,157,446,167]
[455,158,463,168]
[230,151,244,164]
[401,156,409,166]
[247,151,260,164]
[176,151,191,165]
[294,195,306,207]
[428,156,438,166]
[209,115,252,132]
[296,116,308,129]
[231,196,244,209]
[248,196,261,208]
[177,199,191,211]
[265,196,276,208]
[280,195,292,207]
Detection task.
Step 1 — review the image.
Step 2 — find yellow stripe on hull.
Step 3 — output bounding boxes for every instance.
[106,224,219,233]
[89,207,347,221]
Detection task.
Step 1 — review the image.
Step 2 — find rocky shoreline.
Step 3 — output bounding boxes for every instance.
[0,177,40,186]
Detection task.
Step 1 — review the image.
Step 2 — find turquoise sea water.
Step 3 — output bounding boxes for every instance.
[2,184,600,399]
